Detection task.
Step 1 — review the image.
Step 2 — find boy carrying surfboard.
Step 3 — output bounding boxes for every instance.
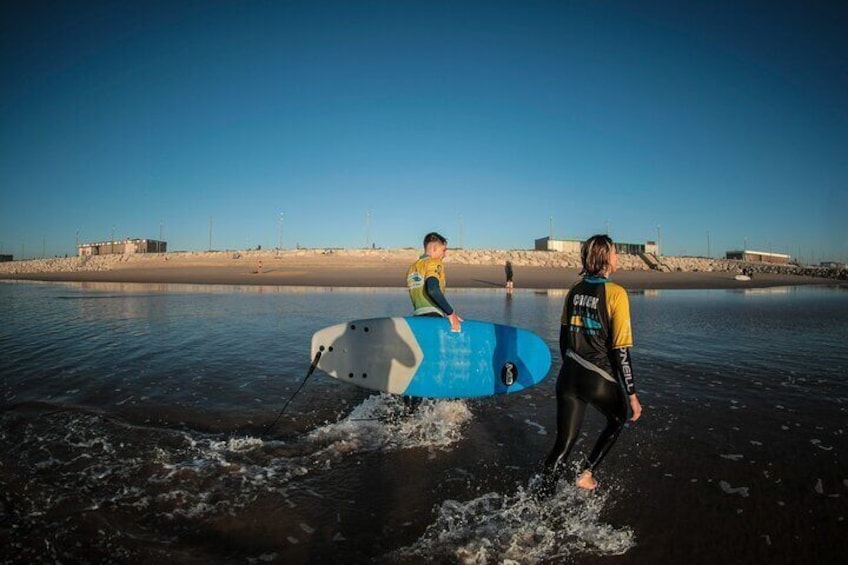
[404,232,463,411]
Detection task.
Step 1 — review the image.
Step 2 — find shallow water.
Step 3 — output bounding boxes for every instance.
[1,281,846,564]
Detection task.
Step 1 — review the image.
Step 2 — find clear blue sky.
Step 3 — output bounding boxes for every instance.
[2,0,846,263]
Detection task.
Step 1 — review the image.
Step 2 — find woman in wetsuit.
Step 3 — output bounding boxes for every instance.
[541,234,642,492]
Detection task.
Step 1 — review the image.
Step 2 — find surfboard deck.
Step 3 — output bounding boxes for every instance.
[310,317,552,398]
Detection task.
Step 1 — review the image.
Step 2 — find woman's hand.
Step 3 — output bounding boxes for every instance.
[629,394,642,421]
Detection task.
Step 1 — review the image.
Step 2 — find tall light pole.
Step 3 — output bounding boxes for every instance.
[209,216,213,251]
[111,225,116,254]
[42,237,46,259]
[365,210,371,248]
[656,225,661,256]
[279,212,284,253]
[459,214,464,249]
[706,230,711,258]
[159,220,163,253]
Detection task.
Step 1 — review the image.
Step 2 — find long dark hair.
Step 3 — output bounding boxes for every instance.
[580,234,614,276]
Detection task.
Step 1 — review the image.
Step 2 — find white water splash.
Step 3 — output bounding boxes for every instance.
[306,393,473,454]
[209,436,264,452]
[395,480,635,563]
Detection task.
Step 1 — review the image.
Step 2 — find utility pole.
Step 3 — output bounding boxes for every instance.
[209,216,213,251]
[42,238,46,259]
[365,210,371,248]
[279,212,284,253]
[549,216,553,241]
[656,225,661,256]
[707,230,711,258]
[159,220,163,253]
[459,214,464,249]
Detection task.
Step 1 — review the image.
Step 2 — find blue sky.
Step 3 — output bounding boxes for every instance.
[2,0,846,263]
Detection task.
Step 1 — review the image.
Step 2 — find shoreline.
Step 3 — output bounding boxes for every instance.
[0,249,842,290]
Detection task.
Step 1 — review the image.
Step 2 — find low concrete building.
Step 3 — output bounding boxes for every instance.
[0,254,13,262]
[78,239,167,257]
[535,237,658,255]
[535,237,582,253]
[725,250,791,264]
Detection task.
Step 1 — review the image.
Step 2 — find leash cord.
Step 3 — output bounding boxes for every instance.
[260,349,322,437]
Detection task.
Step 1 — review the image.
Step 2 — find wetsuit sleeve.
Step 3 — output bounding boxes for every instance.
[424,276,454,315]
[606,283,634,348]
[612,347,636,395]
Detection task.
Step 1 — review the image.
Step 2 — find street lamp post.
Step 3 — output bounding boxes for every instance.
[656,225,662,256]
[279,212,284,252]
[365,210,371,248]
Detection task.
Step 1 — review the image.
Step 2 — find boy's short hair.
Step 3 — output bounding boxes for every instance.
[423,232,448,248]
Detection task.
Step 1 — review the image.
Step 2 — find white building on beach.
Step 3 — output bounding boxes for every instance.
[77,238,167,256]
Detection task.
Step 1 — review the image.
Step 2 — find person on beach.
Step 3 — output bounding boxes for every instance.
[405,232,463,412]
[505,260,514,291]
[539,234,642,494]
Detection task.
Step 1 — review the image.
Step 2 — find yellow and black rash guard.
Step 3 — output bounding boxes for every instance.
[407,254,453,316]
[560,276,636,394]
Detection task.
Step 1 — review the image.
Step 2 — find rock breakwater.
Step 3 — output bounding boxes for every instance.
[1,248,844,281]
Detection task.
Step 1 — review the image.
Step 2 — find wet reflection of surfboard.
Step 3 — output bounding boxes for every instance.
[310,317,552,398]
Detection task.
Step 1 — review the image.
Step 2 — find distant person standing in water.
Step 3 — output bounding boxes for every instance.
[405,232,463,411]
[539,234,642,494]
[504,260,514,291]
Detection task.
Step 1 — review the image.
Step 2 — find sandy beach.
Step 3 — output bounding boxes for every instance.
[0,248,842,290]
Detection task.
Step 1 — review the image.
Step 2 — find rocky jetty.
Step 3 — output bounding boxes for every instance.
[1,248,844,281]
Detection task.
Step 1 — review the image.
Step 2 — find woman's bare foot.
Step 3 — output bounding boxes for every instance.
[576,470,598,490]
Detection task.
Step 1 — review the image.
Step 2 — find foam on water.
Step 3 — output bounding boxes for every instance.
[3,394,473,536]
[395,478,635,563]
[307,393,473,454]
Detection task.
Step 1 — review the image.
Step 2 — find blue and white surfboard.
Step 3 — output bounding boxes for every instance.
[310,317,552,398]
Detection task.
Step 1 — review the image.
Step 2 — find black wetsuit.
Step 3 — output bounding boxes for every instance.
[544,276,636,478]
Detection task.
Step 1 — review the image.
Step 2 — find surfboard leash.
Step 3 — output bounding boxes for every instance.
[260,349,322,437]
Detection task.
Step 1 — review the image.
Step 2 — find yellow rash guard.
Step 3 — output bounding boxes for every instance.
[406,254,452,316]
